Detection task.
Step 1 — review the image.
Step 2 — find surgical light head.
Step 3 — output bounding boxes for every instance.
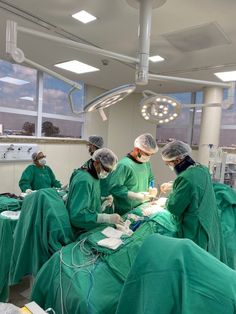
[162,140,192,161]
[88,135,104,149]
[92,148,118,171]
[84,84,136,112]
[134,133,158,154]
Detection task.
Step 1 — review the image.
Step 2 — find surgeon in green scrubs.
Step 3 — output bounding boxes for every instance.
[66,148,123,234]
[19,151,61,193]
[160,140,226,262]
[69,135,104,186]
[104,133,158,215]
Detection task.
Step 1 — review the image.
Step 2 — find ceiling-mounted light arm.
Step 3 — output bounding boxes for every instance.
[68,87,85,116]
[16,25,138,64]
[135,0,153,85]
[25,58,83,90]
[98,109,107,121]
[6,20,83,90]
[181,103,222,109]
[6,20,24,63]
[148,73,231,88]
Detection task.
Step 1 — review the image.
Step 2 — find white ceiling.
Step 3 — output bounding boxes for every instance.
[0,0,236,93]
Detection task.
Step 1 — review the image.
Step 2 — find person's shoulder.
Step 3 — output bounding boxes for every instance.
[24,164,35,171]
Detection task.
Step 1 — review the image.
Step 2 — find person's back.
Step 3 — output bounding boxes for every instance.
[66,168,101,232]
[161,140,226,262]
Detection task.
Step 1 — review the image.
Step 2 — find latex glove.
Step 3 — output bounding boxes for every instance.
[25,188,33,194]
[160,182,173,194]
[62,194,68,202]
[116,220,133,236]
[62,184,68,191]
[101,195,114,212]
[97,213,124,225]
[148,187,158,197]
[127,191,151,202]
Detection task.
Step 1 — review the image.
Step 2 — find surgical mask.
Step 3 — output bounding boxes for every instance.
[98,170,109,179]
[168,165,175,171]
[137,155,151,163]
[38,158,46,166]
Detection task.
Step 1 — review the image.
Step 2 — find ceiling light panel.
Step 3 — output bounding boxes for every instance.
[214,71,236,82]
[55,60,99,74]
[72,10,97,24]
[149,55,165,63]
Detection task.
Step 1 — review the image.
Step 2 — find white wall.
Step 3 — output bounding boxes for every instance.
[0,85,199,194]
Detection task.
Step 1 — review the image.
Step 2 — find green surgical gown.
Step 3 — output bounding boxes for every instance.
[104,156,155,215]
[66,169,101,232]
[19,164,61,192]
[116,234,236,314]
[167,164,226,261]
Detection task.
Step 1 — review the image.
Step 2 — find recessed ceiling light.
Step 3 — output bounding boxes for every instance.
[214,71,236,82]
[55,60,99,74]
[0,76,29,85]
[149,55,165,63]
[72,10,97,24]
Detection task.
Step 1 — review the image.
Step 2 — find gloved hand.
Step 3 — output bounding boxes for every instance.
[62,184,68,191]
[25,189,33,194]
[160,182,173,194]
[148,187,158,197]
[127,191,151,202]
[101,195,114,212]
[97,213,123,225]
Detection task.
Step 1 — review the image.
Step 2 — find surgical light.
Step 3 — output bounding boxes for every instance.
[140,93,181,124]
[84,84,136,112]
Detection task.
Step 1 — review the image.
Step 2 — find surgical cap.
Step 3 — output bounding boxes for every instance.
[92,148,118,171]
[134,133,158,154]
[88,135,104,148]
[32,151,43,161]
[161,140,191,161]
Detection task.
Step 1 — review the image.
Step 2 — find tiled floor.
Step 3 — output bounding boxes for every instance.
[9,276,31,308]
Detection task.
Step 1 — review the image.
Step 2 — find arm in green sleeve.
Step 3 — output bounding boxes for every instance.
[167,176,192,217]
[69,180,98,230]
[108,164,130,198]
[148,163,155,185]
[48,167,61,188]
[19,166,34,192]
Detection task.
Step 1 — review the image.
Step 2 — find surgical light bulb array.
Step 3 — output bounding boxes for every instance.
[140,95,181,124]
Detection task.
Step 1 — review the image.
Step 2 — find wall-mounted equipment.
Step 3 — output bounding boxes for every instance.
[0,144,38,162]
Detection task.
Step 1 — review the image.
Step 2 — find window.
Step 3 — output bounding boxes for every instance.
[192,91,203,146]
[0,112,36,136]
[43,74,85,115]
[0,59,85,138]
[42,117,83,138]
[0,60,37,111]
[156,92,192,144]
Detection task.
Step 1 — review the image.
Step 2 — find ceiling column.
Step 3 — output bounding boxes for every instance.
[197,86,223,165]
